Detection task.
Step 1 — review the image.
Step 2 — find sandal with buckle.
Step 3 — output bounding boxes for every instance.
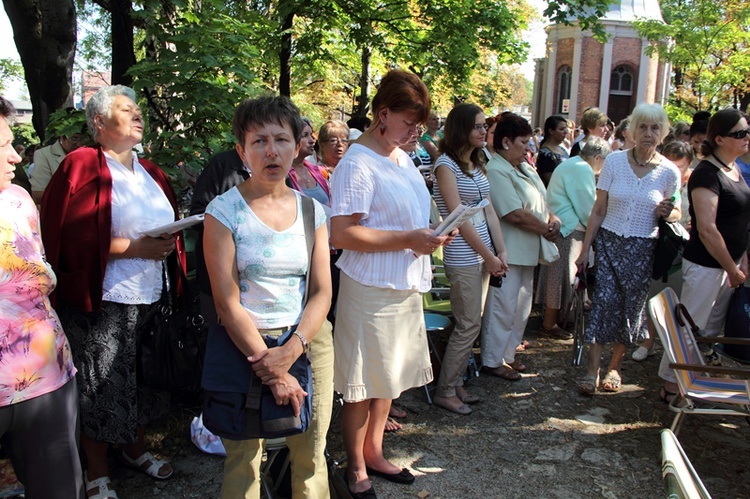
[601,370,621,392]
[85,473,118,499]
[121,451,174,480]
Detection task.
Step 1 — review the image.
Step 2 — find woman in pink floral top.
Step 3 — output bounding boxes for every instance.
[0,96,83,497]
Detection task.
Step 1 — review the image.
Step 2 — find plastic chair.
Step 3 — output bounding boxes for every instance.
[648,288,750,435]
[423,312,452,404]
[660,429,712,499]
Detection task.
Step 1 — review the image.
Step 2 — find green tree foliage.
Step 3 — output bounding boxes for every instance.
[544,0,612,41]
[11,123,38,149]
[128,0,271,174]
[634,0,750,113]
[0,58,24,94]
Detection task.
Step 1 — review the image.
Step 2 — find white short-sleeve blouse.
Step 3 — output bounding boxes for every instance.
[597,150,680,239]
[102,152,174,305]
[206,188,326,329]
[330,143,432,292]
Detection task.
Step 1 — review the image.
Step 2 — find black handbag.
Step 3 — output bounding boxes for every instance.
[652,218,688,282]
[137,258,208,393]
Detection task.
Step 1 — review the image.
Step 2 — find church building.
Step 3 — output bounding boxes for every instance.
[531,1,669,128]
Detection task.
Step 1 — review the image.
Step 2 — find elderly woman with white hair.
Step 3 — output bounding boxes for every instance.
[575,103,681,395]
[42,85,184,498]
[536,137,611,337]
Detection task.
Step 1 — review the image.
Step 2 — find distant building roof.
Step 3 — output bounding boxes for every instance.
[571,0,664,24]
[9,100,32,111]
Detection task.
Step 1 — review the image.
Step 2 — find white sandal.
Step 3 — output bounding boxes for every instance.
[121,451,174,480]
[85,473,118,499]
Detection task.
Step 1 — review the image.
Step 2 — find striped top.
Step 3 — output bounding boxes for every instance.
[331,144,433,292]
[433,154,494,267]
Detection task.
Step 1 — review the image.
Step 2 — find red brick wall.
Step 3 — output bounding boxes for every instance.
[610,38,642,85]
[574,37,604,123]
[552,38,575,114]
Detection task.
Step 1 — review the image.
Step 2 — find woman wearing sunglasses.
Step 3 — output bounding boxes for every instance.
[658,109,750,403]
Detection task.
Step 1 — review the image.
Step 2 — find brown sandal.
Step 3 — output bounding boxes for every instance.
[483,366,522,381]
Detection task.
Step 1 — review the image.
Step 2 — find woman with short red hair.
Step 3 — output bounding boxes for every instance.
[330,70,453,498]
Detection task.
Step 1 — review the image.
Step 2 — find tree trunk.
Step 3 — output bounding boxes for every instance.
[739,91,750,115]
[352,45,371,117]
[3,0,76,142]
[278,11,294,97]
[110,0,135,85]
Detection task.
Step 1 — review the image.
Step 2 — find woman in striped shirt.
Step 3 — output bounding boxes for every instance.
[432,103,508,415]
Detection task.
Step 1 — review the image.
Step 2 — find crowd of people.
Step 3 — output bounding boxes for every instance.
[1,67,749,499]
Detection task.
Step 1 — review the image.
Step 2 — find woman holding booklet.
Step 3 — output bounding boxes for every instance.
[432,103,508,415]
[329,70,454,497]
[41,85,184,498]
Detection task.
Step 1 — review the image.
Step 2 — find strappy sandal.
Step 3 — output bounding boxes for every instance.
[121,451,174,480]
[85,473,118,499]
[578,372,599,396]
[601,370,621,392]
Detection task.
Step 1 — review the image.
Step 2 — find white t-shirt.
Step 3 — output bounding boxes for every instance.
[598,150,680,239]
[331,143,432,292]
[206,188,326,329]
[102,152,174,304]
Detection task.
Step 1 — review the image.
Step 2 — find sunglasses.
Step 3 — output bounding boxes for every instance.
[723,128,750,139]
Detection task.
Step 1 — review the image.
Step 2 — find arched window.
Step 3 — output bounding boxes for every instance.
[557,65,572,113]
[608,65,635,125]
[609,66,634,95]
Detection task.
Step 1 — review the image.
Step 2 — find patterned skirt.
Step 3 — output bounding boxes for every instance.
[57,300,170,444]
[584,228,656,346]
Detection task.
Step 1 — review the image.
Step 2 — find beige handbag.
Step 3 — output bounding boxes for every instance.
[539,237,560,266]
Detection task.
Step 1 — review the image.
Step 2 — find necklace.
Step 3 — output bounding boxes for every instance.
[632,148,656,167]
[711,153,734,172]
[295,166,316,188]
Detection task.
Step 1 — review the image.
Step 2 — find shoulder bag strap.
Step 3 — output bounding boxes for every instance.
[301,195,315,307]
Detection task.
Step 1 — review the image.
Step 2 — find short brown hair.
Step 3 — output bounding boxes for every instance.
[371,70,431,126]
[493,113,532,151]
[580,107,607,135]
[232,95,304,145]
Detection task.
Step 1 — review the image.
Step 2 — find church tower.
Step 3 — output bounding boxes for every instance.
[531,1,669,127]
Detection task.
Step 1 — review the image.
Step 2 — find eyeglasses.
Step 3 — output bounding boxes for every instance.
[723,128,750,139]
[325,137,349,146]
[473,124,489,131]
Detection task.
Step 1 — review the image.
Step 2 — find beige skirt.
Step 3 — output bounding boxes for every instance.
[334,272,433,402]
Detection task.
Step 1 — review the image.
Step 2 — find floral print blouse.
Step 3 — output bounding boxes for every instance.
[0,185,76,406]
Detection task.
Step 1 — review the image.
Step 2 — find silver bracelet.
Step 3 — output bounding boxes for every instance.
[293,330,309,354]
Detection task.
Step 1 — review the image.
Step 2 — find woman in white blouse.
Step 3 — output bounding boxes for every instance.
[576,103,681,394]
[330,70,453,498]
[42,86,182,498]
